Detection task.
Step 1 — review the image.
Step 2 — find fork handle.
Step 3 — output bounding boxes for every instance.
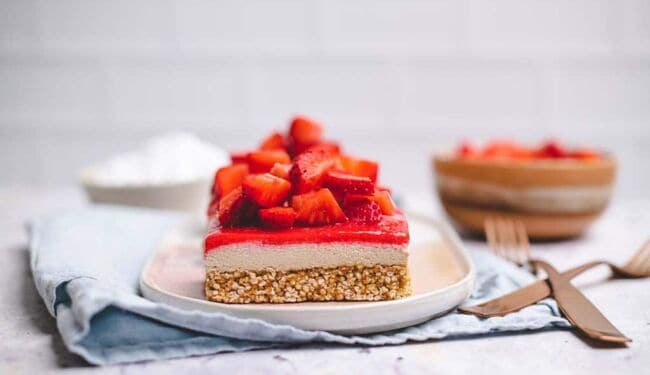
[459,260,608,318]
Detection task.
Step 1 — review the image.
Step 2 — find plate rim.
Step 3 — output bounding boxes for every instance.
[139,213,476,315]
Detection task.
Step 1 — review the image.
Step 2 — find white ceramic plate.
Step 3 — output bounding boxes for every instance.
[140,215,475,335]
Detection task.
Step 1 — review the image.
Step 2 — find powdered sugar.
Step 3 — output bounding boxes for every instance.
[82,132,228,187]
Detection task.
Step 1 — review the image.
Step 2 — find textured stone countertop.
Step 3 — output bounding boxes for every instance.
[1,186,649,374]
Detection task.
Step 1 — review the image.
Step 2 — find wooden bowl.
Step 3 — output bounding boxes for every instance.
[432,153,616,239]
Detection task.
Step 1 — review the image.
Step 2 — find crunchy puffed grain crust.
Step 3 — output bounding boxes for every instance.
[205,265,411,304]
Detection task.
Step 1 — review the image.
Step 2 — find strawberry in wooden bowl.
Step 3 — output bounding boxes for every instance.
[205,115,410,304]
[433,140,616,239]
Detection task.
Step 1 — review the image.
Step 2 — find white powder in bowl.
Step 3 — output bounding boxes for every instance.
[82,132,228,187]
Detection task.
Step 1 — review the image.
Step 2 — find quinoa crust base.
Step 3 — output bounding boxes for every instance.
[205,265,411,304]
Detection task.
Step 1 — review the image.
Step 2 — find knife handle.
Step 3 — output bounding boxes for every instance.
[532,259,631,344]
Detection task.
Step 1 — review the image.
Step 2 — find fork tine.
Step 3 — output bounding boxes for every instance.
[624,239,650,274]
[484,217,497,254]
[495,217,509,261]
[501,218,517,263]
[501,218,515,263]
[635,240,650,274]
[491,217,503,259]
[514,220,530,265]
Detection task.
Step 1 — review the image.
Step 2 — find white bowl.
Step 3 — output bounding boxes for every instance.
[81,178,212,214]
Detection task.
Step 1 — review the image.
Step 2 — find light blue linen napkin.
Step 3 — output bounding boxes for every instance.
[28,206,569,365]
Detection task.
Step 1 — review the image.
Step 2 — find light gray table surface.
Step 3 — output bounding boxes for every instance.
[1,186,649,374]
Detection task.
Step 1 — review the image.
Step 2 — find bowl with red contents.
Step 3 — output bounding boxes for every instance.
[433,140,616,239]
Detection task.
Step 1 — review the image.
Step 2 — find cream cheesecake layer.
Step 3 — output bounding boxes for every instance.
[437,174,612,214]
[205,242,408,272]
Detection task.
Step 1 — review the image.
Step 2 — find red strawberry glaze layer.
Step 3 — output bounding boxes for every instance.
[204,213,409,254]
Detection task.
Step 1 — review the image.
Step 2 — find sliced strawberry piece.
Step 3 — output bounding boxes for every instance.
[536,140,568,158]
[305,142,341,155]
[324,170,374,195]
[212,164,249,198]
[230,151,249,165]
[259,131,286,151]
[242,173,292,208]
[290,150,338,194]
[346,189,396,215]
[269,162,292,180]
[340,155,379,182]
[376,185,392,194]
[217,187,246,228]
[289,115,323,146]
[343,198,382,223]
[292,188,347,226]
[207,196,219,217]
[258,207,297,229]
[247,150,291,173]
[457,141,477,158]
[570,147,599,160]
[371,189,396,215]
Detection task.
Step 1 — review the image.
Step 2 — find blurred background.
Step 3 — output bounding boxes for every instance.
[1,0,649,197]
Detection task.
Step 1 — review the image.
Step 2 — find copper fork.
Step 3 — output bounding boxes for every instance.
[462,219,650,319]
[483,218,632,343]
[484,217,531,267]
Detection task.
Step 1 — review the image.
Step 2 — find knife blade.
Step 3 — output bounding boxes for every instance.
[532,259,631,344]
[459,260,605,318]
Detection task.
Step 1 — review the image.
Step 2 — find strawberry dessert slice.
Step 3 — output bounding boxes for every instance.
[204,115,410,304]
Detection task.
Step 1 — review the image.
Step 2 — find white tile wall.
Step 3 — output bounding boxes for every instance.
[621,0,650,56]
[468,0,615,56]
[318,0,464,55]
[0,0,649,197]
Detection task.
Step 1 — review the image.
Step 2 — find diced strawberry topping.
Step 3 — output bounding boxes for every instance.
[290,150,338,194]
[218,187,249,228]
[375,185,392,194]
[305,142,341,155]
[371,190,396,215]
[536,140,568,158]
[230,151,249,165]
[206,114,402,230]
[324,170,374,195]
[258,207,297,229]
[247,150,291,173]
[292,188,347,226]
[207,196,219,217]
[340,155,379,182]
[259,132,286,151]
[212,164,249,198]
[242,173,292,208]
[570,147,599,160]
[346,189,396,216]
[456,139,597,161]
[269,162,292,180]
[343,198,382,223]
[457,141,477,158]
[289,115,323,146]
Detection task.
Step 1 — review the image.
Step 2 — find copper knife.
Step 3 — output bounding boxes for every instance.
[459,260,605,318]
[532,259,631,344]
